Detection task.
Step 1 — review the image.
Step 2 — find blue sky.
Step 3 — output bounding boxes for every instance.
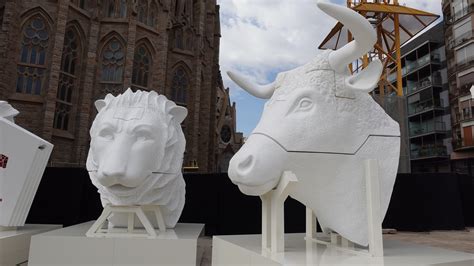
[217,0,442,137]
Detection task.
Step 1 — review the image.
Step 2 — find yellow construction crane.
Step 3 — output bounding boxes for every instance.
[319,0,439,97]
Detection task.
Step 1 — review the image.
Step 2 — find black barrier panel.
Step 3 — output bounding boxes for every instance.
[382,173,466,231]
[457,174,474,226]
[27,167,102,227]
[27,168,471,234]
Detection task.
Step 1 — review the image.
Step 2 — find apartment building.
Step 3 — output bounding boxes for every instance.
[387,22,452,173]
[443,0,474,175]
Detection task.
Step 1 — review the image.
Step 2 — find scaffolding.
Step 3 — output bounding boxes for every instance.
[319,0,439,97]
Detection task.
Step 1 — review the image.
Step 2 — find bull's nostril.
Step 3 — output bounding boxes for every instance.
[237,155,254,172]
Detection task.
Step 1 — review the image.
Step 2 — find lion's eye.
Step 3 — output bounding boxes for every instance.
[135,131,153,142]
[98,129,114,140]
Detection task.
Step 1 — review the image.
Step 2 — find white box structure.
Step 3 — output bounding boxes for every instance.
[212,234,474,266]
[0,117,53,227]
[0,224,61,266]
[28,221,205,266]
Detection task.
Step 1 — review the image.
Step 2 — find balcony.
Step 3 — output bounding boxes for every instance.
[409,120,446,138]
[448,55,474,76]
[448,30,474,49]
[460,108,474,122]
[453,138,474,150]
[411,145,448,160]
[405,54,441,75]
[387,67,408,83]
[406,74,443,95]
[446,4,473,24]
[408,98,444,116]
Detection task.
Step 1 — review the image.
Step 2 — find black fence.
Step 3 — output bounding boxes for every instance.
[26,168,474,235]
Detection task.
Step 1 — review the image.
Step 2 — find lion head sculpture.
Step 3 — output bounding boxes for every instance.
[86,88,188,228]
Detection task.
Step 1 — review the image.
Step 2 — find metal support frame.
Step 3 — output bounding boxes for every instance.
[86,205,166,239]
[261,160,384,257]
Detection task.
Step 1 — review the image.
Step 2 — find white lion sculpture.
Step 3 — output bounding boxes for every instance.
[86,88,188,228]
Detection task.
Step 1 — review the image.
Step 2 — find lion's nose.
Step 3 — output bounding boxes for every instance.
[102,168,126,178]
[98,149,128,186]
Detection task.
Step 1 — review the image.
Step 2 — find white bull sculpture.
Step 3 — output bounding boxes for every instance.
[227,2,400,247]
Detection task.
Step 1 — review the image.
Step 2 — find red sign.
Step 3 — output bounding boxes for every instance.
[0,154,8,168]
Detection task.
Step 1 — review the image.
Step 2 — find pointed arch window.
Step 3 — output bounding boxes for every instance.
[54,28,82,132]
[103,0,127,18]
[148,2,158,27]
[137,0,158,28]
[171,67,188,105]
[137,0,147,24]
[174,0,192,23]
[16,16,49,95]
[175,28,183,49]
[100,38,125,95]
[72,0,86,9]
[132,45,152,91]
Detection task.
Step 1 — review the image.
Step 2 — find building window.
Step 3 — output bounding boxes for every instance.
[456,43,474,65]
[72,0,86,9]
[453,17,472,41]
[137,0,147,23]
[137,0,158,27]
[220,125,232,143]
[100,39,125,95]
[452,0,469,20]
[103,0,127,18]
[148,2,158,27]
[175,28,183,49]
[16,16,49,95]
[171,67,188,105]
[131,45,151,91]
[54,28,81,132]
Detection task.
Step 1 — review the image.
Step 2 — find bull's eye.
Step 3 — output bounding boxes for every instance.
[297,98,313,111]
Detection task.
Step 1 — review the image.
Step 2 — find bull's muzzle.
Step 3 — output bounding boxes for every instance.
[228,133,286,196]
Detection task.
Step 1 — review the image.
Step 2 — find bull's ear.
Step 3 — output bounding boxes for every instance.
[170,105,188,124]
[345,59,383,93]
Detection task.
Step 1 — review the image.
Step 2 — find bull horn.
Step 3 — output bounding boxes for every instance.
[317,2,376,74]
[227,71,276,99]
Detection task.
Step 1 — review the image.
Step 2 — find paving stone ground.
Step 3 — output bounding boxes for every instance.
[197,229,474,265]
[384,228,474,254]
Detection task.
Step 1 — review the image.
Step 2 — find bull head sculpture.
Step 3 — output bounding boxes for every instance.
[227,2,400,246]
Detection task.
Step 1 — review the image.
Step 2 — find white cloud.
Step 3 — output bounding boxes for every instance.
[218,0,443,134]
[218,0,337,98]
[398,0,442,16]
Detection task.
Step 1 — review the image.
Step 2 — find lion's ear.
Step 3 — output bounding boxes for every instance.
[95,94,114,112]
[169,106,188,124]
[95,100,106,112]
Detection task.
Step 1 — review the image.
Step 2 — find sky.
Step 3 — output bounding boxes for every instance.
[217,0,443,137]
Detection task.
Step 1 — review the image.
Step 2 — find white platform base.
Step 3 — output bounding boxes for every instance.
[0,224,61,266]
[28,221,204,266]
[212,233,474,266]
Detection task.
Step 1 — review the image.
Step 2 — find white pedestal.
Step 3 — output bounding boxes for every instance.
[212,233,474,266]
[0,224,61,266]
[28,221,204,266]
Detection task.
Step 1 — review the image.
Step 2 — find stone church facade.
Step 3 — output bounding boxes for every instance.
[0,0,242,173]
